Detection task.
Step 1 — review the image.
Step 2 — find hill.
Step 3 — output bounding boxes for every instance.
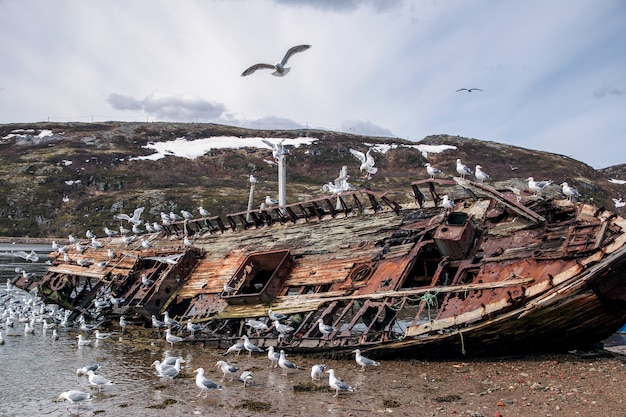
[0,121,624,238]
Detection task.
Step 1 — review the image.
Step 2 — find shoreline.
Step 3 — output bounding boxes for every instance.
[0,236,57,244]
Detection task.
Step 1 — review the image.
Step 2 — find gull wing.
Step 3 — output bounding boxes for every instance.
[349,148,366,163]
[241,63,275,77]
[280,44,311,66]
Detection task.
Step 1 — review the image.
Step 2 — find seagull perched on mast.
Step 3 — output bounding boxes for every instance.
[241,44,311,77]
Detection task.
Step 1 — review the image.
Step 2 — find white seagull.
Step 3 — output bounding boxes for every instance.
[353,348,380,371]
[456,88,483,92]
[441,195,455,210]
[194,368,223,397]
[278,349,298,375]
[527,177,553,196]
[475,165,490,183]
[241,335,264,356]
[198,206,211,217]
[561,182,581,201]
[311,364,326,381]
[241,44,311,77]
[612,198,625,208]
[165,328,183,348]
[265,196,279,206]
[215,360,239,381]
[425,163,443,179]
[87,370,113,393]
[113,207,144,225]
[56,390,93,411]
[267,346,281,368]
[456,159,472,178]
[326,369,356,397]
[317,318,336,337]
[349,148,378,178]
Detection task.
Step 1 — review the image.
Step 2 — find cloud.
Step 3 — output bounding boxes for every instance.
[341,119,395,137]
[272,0,405,13]
[592,85,626,98]
[107,92,228,121]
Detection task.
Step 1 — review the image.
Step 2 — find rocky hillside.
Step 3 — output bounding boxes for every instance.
[0,122,624,238]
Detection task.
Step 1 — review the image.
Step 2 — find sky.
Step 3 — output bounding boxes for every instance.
[0,0,624,169]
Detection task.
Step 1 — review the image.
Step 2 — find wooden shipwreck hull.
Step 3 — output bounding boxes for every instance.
[21,178,626,357]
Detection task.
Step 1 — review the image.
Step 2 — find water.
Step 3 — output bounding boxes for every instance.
[0,243,52,279]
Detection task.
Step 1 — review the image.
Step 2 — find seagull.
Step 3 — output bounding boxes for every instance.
[86,230,96,239]
[119,224,130,235]
[245,318,269,333]
[456,88,483,92]
[241,44,311,77]
[268,309,289,322]
[612,198,625,208]
[119,315,129,333]
[165,328,183,348]
[221,341,245,356]
[77,363,101,376]
[239,371,254,387]
[273,320,294,336]
[349,148,378,178]
[441,195,455,210]
[186,319,202,336]
[181,210,194,220]
[169,211,182,221]
[425,162,443,179]
[194,368,223,397]
[163,311,180,328]
[241,335,264,356]
[103,227,118,237]
[152,315,167,332]
[114,207,144,225]
[527,177,553,196]
[154,358,184,379]
[249,175,258,185]
[90,237,104,249]
[140,238,153,249]
[456,159,472,178]
[353,348,380,371]
[561,182,581,201]
[121,235,135,245]
[77,334,92,347]
[13,250,40,262]
[326,369,355,397]
[265,196,279,206]
[94,330,114,340]
[144,222,156,233]
[278,349,298,375]
[267,346,281,368]
[183,236,193,246]
[311,364,326,381]
[216,360,239,381]
[141,274,154,289]
[317,318,336,337]
[56,390,93,411]
[198,206,211,217]
[475,165,490,183]
[87,370,113,393]
[132,224,144,234]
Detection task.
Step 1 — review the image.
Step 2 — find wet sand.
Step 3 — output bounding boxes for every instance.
[100,334,626,417]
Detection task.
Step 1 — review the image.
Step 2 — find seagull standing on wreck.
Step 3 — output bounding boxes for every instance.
[561,182,581,201]
[475,165,490,183]
[241,44,311,77]
[456,159,472,178]
[425,162,443,179]
[527,177,553,196]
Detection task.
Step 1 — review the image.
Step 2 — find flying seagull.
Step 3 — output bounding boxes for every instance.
[241,44,311,77]
[456,88,483,92]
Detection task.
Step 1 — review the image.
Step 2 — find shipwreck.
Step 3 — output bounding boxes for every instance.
[14,178,626,357]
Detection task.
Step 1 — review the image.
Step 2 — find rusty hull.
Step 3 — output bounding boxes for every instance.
[25,182,626,357]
